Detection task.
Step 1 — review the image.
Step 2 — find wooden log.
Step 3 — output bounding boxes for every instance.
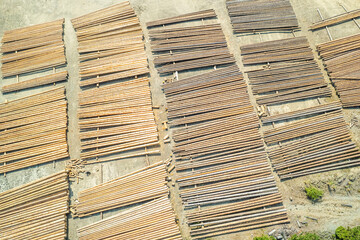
[2,71,67,93]
[186,192,288,239]
[147,9,216,27]
[72,1,159,163]
[71,2,136,29]
[1,19,64,43]
[267,124,360,179]
[310,8,360,30]
[74,162,168,217]
[147,14,235,74]
[317,33,360,107]
[0,87,68,174]
[0,171,69,239]
[77,197,182,240]
[226,0,299,33]
[1,19,65,80]
[262,101,342,123]
[263,111,345,144]
[163,64,287,238]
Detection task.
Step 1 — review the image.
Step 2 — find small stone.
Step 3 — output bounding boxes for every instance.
[348,174,356,182]
[276,234,283,240]
[337,175,345,184]
[268,229,276,235]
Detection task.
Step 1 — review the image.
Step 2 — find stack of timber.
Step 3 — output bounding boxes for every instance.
[310,8,360,30]
[74,162,168,217]
[261,101,342,124]
[317,33,360,107]
[242,37,331,106]
[78,77,159,162]
[0,171,69,239]
[187,193,288,239]
[78,197,182,240]
[0,87,68,174]
[164,65,288,239]
[72,1,149,87]
[147,10,235,74]
[264,108,360,179]
[73,2,159,162]
[241,37,314,65]
[226,0,299,33]
[1,19,67,93]
[147,9,216,27]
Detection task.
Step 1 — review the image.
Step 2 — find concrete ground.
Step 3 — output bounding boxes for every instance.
[1,0,360,239]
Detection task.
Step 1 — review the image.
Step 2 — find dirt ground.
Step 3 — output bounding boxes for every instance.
[1,0,360,239]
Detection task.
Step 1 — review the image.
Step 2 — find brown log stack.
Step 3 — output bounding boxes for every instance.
[74,162,168,217]
[72,2,159,163]
[261,101,342,124]
[77,197,182,240]
[78,77,159,161]
[147,9,216,27]
[0,171,69,239]
[1,19,67,93]
[188,193,288,239]
[310,8,360,30]
[0,87,68,174]
[147,10,235,74]
[264,107,360,179]
[242,37,331,105]
[317,33,360,107]
[226,0,299,33]
[164,65,288,238]
[72,1,149,86]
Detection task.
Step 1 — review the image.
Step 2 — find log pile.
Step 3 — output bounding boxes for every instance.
[72,1,149,87]
[310,8,360,30]
[0,171,69,239]
[317,33,360,107]
[1,19,67,93]
[78,77,159,162]
[147,9,216,27]
[147,10,235,74]
[74,162,168,217]
[265,108,360,179]
[261,101,342,124]
[73,2,159,162]
[242,37,331,105]
[77,197,182,240]
[240,28,360,179]
[226,0,299,33]
[2,72,67,93]
[0,87,68,174]
[188,193,288,239]
[164,65,288,238]
[241,37,313,65]
[264,110,345,144]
